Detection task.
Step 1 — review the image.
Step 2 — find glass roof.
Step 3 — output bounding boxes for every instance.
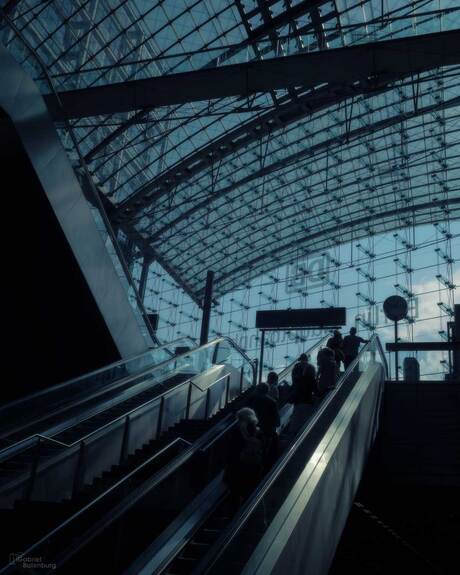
[2,0,459,301]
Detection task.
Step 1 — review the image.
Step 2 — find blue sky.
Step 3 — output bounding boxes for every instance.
[143,220,459,380]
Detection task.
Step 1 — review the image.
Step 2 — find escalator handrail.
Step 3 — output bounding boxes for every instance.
[194,334,387,574]
[0,337,255,460]
[1,334,254,417]
[0,414,236,575]
[374,331,389,376]
[197,336,326,454]
[219,336,257,372]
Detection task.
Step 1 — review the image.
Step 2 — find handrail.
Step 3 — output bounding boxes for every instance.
[219,336,256,370]
[374,331,389,377]
[0,436,192,575]
[195,334,386,573]
[0,336,255,461]
[200,335,328,453]
[0,374,230,461]
[0,336,192,443]
[189,372,230,394]
[0,416,235,575]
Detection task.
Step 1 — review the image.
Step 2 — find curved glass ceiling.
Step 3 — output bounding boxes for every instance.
[2,0,459,300]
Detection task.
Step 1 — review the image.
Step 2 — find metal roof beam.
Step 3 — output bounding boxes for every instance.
[146,92,460,242]
[214,197,460,292]
[117,80,378,219]
[45,29,460,120]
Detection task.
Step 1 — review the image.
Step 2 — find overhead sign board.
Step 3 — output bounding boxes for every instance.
[256,308,346,330]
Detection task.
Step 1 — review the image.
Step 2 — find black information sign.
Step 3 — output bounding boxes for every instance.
[256,307,346,330]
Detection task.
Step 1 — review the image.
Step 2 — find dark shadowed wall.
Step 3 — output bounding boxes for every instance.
[2,110,120,404]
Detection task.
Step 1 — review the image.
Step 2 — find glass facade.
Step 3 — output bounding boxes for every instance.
[1,0,458,378]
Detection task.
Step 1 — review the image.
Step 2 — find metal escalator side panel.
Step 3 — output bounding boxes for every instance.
[240,363,385,575]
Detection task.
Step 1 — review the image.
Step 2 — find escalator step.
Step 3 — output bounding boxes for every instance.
[193,527,222,545]
[0,462,29,471]
[12,454,34,462]
[0,469,21,478]
[180,541,211,560]
[169,556,197,574]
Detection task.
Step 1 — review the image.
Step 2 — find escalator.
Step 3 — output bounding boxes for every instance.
[0,336,327,574]
[0,337,255,510]
[0,382,254,573]
[124,335,387,575]
[0,337,189,447]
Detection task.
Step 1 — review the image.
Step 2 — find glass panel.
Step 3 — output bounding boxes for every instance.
[0,337,191,437]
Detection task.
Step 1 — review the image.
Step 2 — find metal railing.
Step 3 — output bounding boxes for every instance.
[3,352,254,505]
[0,337,192,442]
[1,337,181,408]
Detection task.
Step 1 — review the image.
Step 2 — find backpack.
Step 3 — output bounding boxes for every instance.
[292,362,303,384]
[239,435,263,467]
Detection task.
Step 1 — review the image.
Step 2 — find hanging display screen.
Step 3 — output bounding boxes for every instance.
[256,308,346,329]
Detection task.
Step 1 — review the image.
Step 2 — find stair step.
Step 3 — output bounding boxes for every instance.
[169,556,197,574]
[180,540,211,560]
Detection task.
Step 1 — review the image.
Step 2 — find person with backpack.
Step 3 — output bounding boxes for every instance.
[223,407,264,512]
[266,371,280,404]
[327,330,345,374]
[291,353,316,402]
[249,383,280,468]
[316,347,337,398]
[289,353,317,434]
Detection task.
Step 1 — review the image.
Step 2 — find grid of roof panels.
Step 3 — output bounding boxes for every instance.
[1,0,459,301]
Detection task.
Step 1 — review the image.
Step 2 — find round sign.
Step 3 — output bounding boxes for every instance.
[383,295,408,322]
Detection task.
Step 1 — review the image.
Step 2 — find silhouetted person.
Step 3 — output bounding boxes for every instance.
[250,383,280,436]
[223,408,264,512]
[250,383,280,467]
[343,327,368,370]
[316,347,337,397]
[289,354,317,434]
[327,330,345,373]
[266,371,280,403]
